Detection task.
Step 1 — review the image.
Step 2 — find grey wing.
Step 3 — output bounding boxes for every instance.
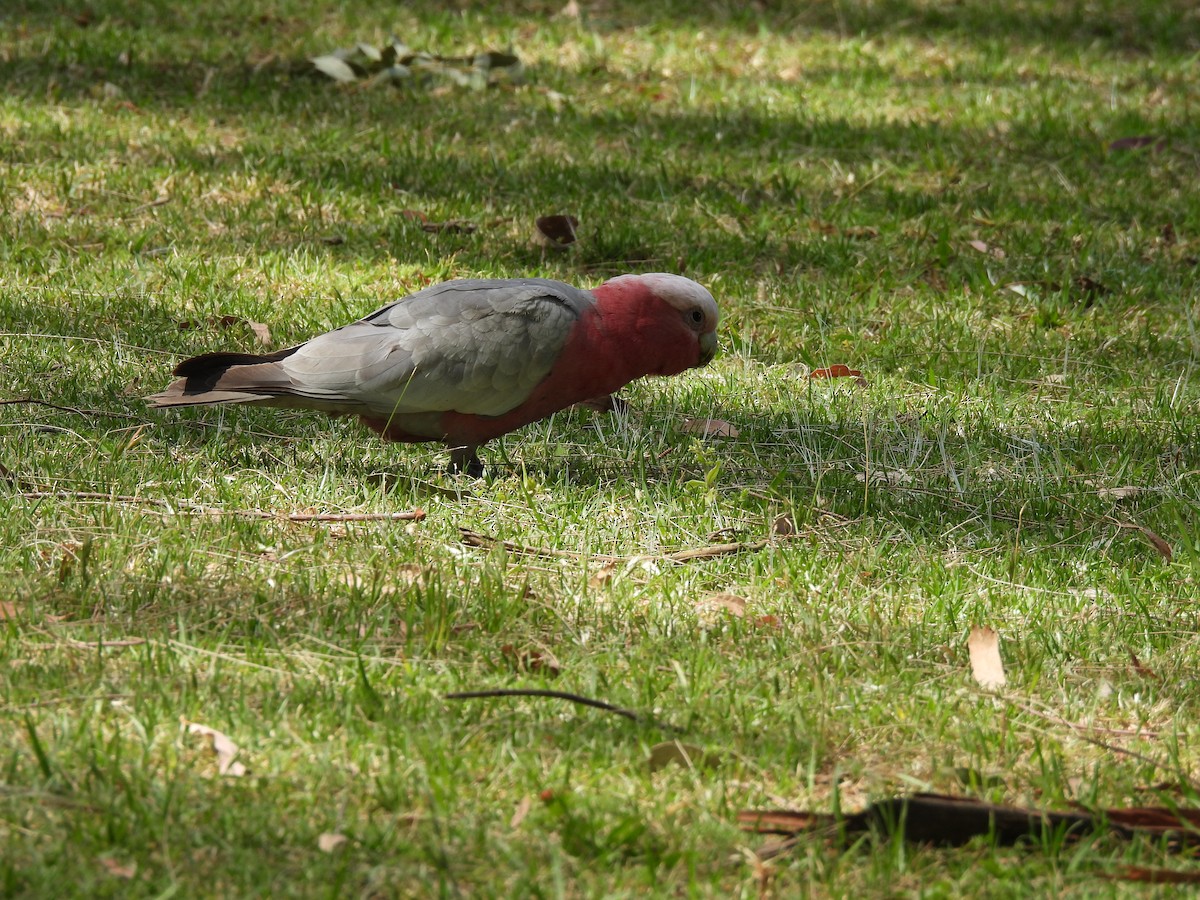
[277,280,590,417]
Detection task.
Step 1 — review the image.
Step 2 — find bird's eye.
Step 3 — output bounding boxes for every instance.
[689,309,704,325]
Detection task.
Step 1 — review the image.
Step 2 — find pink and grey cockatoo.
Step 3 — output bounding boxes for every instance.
[148,273,719,474]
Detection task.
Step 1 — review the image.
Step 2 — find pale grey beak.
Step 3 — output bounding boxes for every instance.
[698,331,717,366]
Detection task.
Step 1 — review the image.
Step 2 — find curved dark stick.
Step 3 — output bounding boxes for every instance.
[445,688,684,732]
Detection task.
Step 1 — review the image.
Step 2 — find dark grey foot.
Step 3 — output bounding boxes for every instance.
[449,447,484,478]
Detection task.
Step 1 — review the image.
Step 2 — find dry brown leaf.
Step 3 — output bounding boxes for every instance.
[771,514,796,537]
[967,626,1007,689]
[317,832,348,853]
[696,593,747,618]
[0,600,18,620]
[98,857,137,879]
[588,562,618,588]
[184,720,248,777]
[510,795,533,829]
[558,0,582,18]
[680,417,739,438]
[223,315,267,345]
[810,364,861,379]
[1137,525,1173,561]
[810,365,868,387]
[534,214,578,249]
[178,315,271,347]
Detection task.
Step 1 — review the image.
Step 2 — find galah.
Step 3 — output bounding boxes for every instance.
[148,274,719,474]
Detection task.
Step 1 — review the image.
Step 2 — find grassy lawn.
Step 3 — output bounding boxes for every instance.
[3,0,1200,894]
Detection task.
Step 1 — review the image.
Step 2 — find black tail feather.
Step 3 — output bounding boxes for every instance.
[172,347,300,392]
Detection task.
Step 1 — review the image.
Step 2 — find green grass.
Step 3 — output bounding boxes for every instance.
[3,0,1200,895]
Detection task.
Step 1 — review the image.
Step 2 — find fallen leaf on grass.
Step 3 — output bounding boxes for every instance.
[311,55,360,82]
[0,600,17,620]
[1137,525,1173,561]
[317,832,348,853]
[810,365,868,387]
[588,562,619,589]
[178,315,272,347]
[680,417,739,438]
[98,857,137,879]
[648,741,723,772]
[771,514,795,537]
[184,720,248,777]
[810,364,861,379]
[534,214,579,250]
[510,795,533,829]
[967,626,1006,689]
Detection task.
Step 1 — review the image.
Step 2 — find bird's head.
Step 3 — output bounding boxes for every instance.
[594,273,720,374]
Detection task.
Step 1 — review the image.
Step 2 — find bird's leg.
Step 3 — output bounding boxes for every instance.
[449,445,484,478]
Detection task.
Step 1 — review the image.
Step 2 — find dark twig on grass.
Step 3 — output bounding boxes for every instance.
[445,688,684,732]
[459,528,767,565]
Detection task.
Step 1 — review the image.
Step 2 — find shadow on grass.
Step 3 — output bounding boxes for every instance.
[6,0,1198,54]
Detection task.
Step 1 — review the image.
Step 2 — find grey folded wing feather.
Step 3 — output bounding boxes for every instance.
[278,279,590,417]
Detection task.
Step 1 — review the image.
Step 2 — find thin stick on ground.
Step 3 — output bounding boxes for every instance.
[445,688,685,732]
